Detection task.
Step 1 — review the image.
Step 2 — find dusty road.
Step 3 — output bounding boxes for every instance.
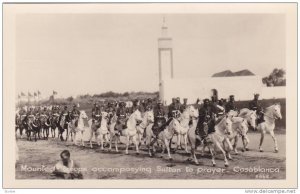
[16,131,285,180]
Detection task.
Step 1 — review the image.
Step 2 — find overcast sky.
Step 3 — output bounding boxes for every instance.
[16,14,285,98]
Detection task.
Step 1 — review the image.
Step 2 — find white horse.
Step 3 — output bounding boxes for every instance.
[228,117,249,154]
[98,112,110,150]
[239,108,257,129]
[109,109,143,154]
[187,115,233,167]
[69,110,89,146]
[146,118,185,160]
[136,110,154,147]
[176,105,199,153]
[258,103,282,153]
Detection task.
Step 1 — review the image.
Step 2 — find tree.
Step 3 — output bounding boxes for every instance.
[262,68,286,87]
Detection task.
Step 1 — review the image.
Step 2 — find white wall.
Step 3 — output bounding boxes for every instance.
[261,86,286,99]
[162,76,264,104]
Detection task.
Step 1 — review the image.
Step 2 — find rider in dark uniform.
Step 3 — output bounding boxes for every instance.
[249,93,264,124]
[114,102,128,135]
[195,99,218,138]
[146,98,154,111]
[92,103,101,124]
[152,101,167,136]
[71,105,80,119]
[59,105,68,125]
[180,98,188,113]
[225,95,237,113]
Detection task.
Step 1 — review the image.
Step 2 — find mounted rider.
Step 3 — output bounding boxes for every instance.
[195,98,218,138]
[71,105,80,119]
[114,102,128,135]
[180,98,188,113]
[106,101,116,125]
[92,103,102,124]
[146,98,154,111]
[249,93,264,124]
[225,95,237,113]
[152,100,167,136]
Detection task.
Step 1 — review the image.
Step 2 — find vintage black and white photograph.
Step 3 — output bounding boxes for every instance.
[3,2,297,189]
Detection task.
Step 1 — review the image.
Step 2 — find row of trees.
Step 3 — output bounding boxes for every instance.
[262,68,286,87]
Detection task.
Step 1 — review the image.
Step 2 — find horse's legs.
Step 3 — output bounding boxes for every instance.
[81,131,85,147]
[176,134,181,150]
[209,146,216,166]
[165,138,172,160]
[184,134,189,153]
[100,134,104,150]
[259,129,266,152]
[109,133,113,151]
[133,135,139,154]
[125,136,130,155]
[115,136,119,152]
[65,127,68,141]
[89,131,94,148]
[233,136,239,154]
[269,130,278,152]
[242,135,250,151]
[215,141,229,167]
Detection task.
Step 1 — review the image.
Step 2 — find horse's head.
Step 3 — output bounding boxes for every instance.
[133,109,143,124]
[219,115,233,136]
[186,105,199,118]
[272,103,282,120]
[79,110,88,120]
[145,110,154,123]
[101,111,109,120]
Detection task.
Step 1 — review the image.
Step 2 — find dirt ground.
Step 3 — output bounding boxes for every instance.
[15,131,286,180]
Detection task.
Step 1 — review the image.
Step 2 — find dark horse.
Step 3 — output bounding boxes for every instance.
[27,115,41,141]
[58,114,70,141]
[15,114,27,138]
[50,115,59,138]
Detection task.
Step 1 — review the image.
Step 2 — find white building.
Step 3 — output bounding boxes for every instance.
[157,21,284,105]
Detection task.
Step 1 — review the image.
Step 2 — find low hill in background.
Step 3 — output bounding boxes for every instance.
[212,69,255,77]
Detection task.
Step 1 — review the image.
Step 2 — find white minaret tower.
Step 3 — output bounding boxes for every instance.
[158,17,173,102]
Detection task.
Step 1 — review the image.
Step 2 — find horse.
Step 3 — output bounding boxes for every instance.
[145,118,185,160]
[88,112,110,149]
[69,110,89,146]
[238,108,257,130]
[176,105,199,153]
[187,115,233,167]
[88,114,102,149]
[257,103,282,153]
[15,114,27,138]
[109,109,143,154]
[26,115,41,141]
[228,117,249,154]
[136,110,154,147]
[40,114,51,140]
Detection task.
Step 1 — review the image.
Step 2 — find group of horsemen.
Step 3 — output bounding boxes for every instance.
[17,93,264,140]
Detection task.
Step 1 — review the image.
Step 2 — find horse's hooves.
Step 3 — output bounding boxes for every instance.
[169,158,173,161]
[245,148,249,151]
[136,153,140,155]
[224,164,229,167]
[212,163,216,167]
[275,150,279,153]
[259,150,264,152]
